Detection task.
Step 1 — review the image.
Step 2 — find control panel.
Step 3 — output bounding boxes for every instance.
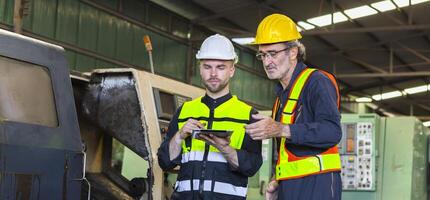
[153,88,191,139]
[339,122,375,191]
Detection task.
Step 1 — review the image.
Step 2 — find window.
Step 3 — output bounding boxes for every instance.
[0,56,58,127]
[153,88,190,120]
[111,138,148,180]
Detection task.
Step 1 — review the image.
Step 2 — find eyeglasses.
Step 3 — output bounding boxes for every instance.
[256,48,289,61]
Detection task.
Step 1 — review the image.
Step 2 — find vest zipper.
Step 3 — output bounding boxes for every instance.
[199,107,214,195]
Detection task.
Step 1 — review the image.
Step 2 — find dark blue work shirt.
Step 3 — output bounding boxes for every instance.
[274,62,342,157]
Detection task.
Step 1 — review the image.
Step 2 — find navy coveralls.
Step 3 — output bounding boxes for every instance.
[274,62,342,200]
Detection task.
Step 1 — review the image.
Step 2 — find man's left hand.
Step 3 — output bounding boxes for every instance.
[199,134,232,154]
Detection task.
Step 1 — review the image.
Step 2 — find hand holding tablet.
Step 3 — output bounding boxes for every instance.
[192,129,233,139]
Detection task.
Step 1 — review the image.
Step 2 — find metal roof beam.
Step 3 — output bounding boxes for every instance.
[302,24,430,35]
[337,71,430,78]
[192,2,257,23]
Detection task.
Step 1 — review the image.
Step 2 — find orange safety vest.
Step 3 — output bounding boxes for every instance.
[273,68,341,180]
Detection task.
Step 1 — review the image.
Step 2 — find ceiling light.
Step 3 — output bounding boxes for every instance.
[371,0,397,12]
[344,5,378,19]
[423,121,430,127]
[297,26,303,32]
[297,21,315,30]
[356,97,372,102]
[372,90,403,100]
[232,37,254,45]
[333,12,348,23]
[411,0,430,5]
[307,14,333,27]
[404,85,429,94]
[393,0,410,7]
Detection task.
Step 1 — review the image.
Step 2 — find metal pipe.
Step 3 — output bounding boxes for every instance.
[13,0,22,34]
[144,35,155,73]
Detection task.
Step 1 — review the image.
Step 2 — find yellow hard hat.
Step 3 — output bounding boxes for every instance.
[252,14,302,45]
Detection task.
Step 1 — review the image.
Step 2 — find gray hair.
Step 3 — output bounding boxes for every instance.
[285,40,306,62]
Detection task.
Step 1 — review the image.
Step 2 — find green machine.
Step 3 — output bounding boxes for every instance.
[340,114,428,200]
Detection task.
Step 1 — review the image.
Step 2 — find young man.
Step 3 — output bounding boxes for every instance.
[245,14,342,200]
[157,34,262,200]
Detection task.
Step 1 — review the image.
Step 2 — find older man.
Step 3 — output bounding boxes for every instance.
[245,14,342,200]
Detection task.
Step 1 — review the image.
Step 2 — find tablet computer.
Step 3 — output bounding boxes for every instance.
[192,129,233,139]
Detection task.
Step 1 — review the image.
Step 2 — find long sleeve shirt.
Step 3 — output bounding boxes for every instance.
[274,62,342,157]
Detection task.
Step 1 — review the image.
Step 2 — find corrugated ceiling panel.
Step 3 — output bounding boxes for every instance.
[231,68,244,99]
[75,53,96,72]
[96,59,117,68]
[22,0,33,30]
[96,11,116,58]
[131,24,150,70]
[93,0,118,10]
[242,70,254,102]
[240,50,254,69]
[161,38,187,81]
[122,0,146,22]
[31,0,56,38]
[171,17,188,38]
[190,54,202,86]
[65,50,77,70]
[77,3,98,51]
[147,32,165,72]
[115,20,133,62]
[0,0,5,23]
[56,0,79,45]
[1,0,13,25]
[148,4,168,31]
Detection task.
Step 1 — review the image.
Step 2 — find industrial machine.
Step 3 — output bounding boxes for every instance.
[72,68,204,199]
[0,29,84,199]
[0,28,206,199]
[340,114,428,200]
[0,28,268,200]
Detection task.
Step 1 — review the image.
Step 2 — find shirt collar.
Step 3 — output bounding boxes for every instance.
[201,93,233,108]
[275,62,307,95]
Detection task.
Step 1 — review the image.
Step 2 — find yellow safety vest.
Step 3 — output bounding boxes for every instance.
[175,95,253,198]
[274,68,341,180]
[178,95,252,154]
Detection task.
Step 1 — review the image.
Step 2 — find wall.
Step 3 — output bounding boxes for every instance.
[0,0,275,108]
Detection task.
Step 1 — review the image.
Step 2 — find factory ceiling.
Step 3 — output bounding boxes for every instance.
[151,0,430,121]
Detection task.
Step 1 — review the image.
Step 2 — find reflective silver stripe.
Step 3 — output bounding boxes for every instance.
[175,179,247,197]
[182,151,227,163]
[207,152,227,163]
[175,179,211,192]
[213,181,247,197]
[182,151,204,163]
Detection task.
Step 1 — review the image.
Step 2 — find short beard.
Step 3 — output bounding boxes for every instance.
[203,80,228,94]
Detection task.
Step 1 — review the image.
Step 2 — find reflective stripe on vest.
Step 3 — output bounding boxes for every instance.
[275,68,341,180]
[175,179,248,197]
[181,151,227,163]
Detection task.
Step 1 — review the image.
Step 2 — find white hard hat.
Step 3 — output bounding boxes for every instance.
[196,34,238,62]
